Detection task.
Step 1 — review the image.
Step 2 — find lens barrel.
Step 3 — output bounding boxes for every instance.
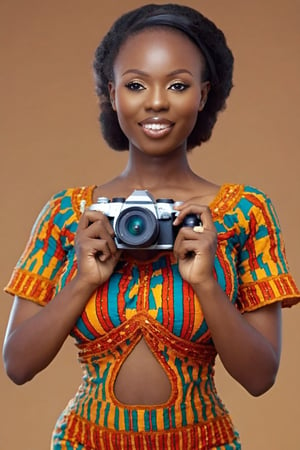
[115,207,159,248]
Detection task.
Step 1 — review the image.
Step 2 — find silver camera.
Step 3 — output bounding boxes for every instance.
[89,190,200,250]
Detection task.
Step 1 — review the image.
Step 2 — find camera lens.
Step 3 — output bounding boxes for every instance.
[126,215,146,236]
[115,207,159,248]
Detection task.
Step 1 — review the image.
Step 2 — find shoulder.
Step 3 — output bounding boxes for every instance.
[32,185,96,233]
[212,184,280,238]
[50,185,96,207]
[236,185,273,209]
[46,185,96,216]
[233,185,278,229]
[212,184,275,218]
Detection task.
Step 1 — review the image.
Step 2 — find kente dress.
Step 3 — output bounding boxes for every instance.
[5,184,300,450]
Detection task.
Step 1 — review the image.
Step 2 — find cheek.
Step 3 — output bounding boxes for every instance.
[177,91,202,115]
[185,92,202,114]
[174,98,201,131]
[114,91,140,118]
[114,94,140,137]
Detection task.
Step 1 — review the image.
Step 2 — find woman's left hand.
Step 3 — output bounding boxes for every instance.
[173,201,217,286]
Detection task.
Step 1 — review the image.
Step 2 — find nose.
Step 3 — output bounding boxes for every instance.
[145,86,169,111]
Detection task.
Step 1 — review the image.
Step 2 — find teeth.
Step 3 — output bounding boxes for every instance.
[143,123,169,130]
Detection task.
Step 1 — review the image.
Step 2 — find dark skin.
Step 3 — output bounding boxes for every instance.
[3,29,282,403]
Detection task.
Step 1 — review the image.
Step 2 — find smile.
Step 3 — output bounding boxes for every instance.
[139,118,174,138]
[142,123,171,131]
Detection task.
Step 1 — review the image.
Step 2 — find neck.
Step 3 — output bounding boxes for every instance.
[120,147,196,191]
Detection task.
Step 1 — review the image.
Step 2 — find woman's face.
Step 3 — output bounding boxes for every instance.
[109,28,210,156]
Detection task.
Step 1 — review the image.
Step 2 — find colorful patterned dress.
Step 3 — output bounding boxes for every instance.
[5,184,300,450]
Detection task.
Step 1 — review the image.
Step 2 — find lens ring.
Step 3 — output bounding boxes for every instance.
[115,207,159,248]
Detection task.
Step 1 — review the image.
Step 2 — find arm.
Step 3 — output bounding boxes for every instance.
[191,278,281,396]
[173,203,282,396]
[3,210,121,385]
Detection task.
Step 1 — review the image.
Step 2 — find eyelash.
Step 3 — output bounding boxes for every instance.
[169,82,190,91]
[125,81,190,92]
[125,82,145,91]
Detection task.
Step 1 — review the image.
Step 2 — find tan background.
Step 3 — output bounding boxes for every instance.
[1,1,299,449]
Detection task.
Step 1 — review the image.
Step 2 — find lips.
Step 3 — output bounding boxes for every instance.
[139,117,174,138]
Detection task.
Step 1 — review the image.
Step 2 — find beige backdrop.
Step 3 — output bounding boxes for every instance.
[1,1,299,449]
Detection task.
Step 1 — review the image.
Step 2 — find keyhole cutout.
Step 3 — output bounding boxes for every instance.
[114,337,172,405]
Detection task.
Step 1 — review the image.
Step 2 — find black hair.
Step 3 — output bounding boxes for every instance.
[93,3,234,151]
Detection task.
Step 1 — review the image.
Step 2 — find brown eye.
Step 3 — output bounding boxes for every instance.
[169,82,189,91]
[125,82,145,91]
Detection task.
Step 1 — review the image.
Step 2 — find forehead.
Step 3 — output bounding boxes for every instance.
[113,27,205,74]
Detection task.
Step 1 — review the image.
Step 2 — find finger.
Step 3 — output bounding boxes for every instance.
[78,210,114,236]
[95,244,122,263]
[173,239,200,260]
[79,235,115,262]
[174,227,197,252]
[96,241,115,262]
[174,204,215,230]
[174,226,217,257]
[174,237,215,260]
[77,211,90,232]
[86,222,118,255]
[76,213,117,258]
[78,211,116,247]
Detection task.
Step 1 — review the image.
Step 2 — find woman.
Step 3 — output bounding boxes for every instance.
[3,4,300,449]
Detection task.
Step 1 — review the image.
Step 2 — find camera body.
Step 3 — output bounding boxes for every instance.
[89,190,200,250]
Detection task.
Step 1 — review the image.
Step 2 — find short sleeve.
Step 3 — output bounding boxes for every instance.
[4,186,93,306]
[235,187,300,312]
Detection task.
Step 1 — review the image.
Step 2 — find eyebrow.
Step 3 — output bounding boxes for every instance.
[121,68,194,77]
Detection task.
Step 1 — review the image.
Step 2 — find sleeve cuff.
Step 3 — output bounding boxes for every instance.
[238,273,300,312]
[4,268,56,306]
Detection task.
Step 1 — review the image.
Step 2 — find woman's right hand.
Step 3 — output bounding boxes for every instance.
[3,211,122,385]
[75,210,122,289]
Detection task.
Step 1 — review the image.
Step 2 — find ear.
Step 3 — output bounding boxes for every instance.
[198,81,210,112]
[108,81,116,111]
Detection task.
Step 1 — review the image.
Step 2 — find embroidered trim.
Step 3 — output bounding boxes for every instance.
[238,273,300,311]
[210,184,244,219]
[72,185,96,219]
[4,268,55,305]
[53,411,236,450]
[77,312,217,364]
